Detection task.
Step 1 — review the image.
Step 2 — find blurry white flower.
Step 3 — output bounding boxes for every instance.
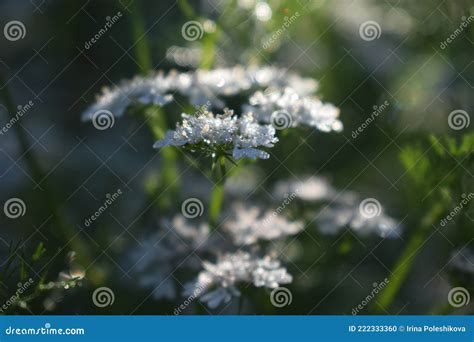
[81,72,177,120]
[245,87,343,132]
[129,215,212,300]
[153,109,278,160]
[184,251,292,308]
[316,193,401,238]
[224,202,304,245]
[272,176,336,202]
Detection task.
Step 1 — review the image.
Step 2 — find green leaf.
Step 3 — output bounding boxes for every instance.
[32,242,46,262]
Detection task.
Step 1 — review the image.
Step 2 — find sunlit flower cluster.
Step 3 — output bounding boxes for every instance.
[82,66,320,120]
[154,109,278,160]
[245,87,343,132]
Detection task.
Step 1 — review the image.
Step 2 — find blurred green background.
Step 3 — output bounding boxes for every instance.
[0,0,472,315]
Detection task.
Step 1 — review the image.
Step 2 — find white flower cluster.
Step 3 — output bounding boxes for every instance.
[245,87,343,132]
[272,175,335,202]
[130,199,302,305]
[184,251,292,308]
[316,192,401,238]
[82,66,319,120]
[129,215,212,300]
[272,176,401,238]
[224,202,304,245]
[153,109,278,160]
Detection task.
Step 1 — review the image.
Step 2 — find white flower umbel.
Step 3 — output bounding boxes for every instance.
[245,87,343,132]
[272,175,336,202]
[184,251,292,308]
[224,202,304,245]
[81,66,321,120]
[153,109,278,160]
[81,72,178,120]
[316,192,401,238]
[129,215,212,300]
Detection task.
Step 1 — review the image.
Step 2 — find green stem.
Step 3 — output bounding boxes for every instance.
[374,201,446,313]
[0,74,97,282]
[209,155,226,229]
[127,1,180,209]
[146,106,179,209]
[129,0,152,74]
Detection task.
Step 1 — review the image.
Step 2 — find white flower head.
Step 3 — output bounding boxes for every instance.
[82,66,325,123]
[224,202,304,245]
[153,109,278,160]
[245,87,342,132]
[184,251,292,308]
[128,215,212,300]
[316,193,401,238]
[272,176,336,202]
